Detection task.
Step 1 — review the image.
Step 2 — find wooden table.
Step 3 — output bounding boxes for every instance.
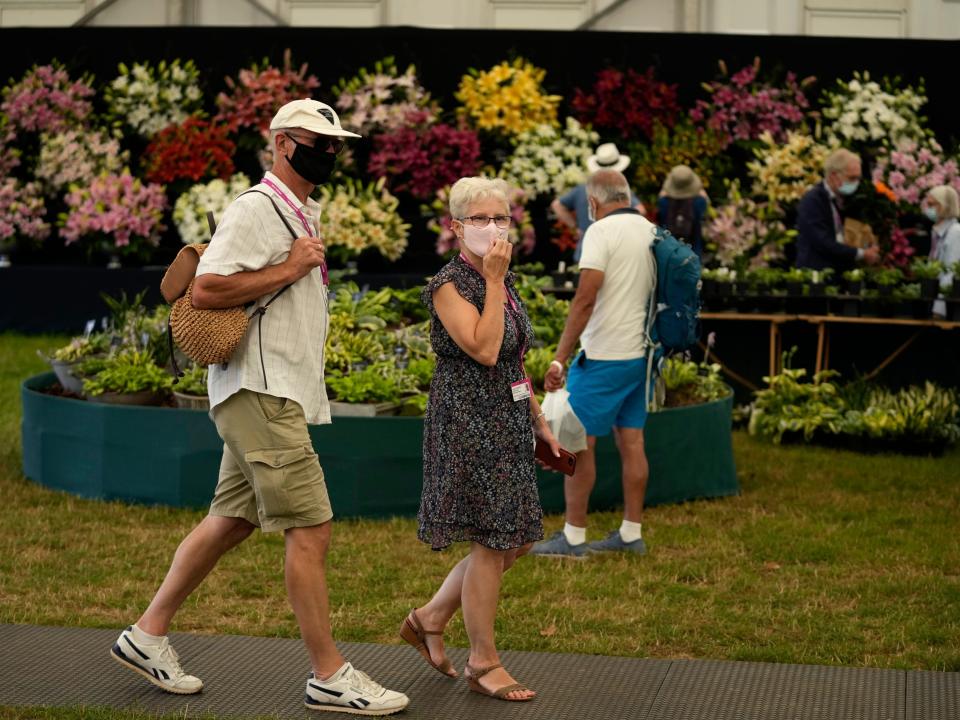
[699,312,960,389]
[797,314,960,378]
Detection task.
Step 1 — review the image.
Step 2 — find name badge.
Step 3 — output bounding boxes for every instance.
[511,378,533,402]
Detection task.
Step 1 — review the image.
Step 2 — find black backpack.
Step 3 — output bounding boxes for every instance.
[664,197,695,242]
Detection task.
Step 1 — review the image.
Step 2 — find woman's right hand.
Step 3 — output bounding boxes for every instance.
[482,234,512,285]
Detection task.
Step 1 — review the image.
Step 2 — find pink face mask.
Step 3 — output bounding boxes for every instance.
[460,223,501,257]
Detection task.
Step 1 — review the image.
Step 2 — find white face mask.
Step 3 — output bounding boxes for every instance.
[460,222,501,257]
[587,199,597,223]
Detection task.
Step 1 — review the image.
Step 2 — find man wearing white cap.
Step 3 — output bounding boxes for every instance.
[109,99,409,715]
[550,142,645,262]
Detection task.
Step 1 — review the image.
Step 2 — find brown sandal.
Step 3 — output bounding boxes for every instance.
[464,663,535,701]
[399,608,457,678]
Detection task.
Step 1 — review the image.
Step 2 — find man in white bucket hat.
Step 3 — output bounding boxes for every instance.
[551,142,645,262]
[109,98,409,716]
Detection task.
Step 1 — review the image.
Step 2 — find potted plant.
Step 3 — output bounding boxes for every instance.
[43,334,109,395]
[82,350,173,406]
[172,364,209,410]
[892,283,922,319]
[909,258,944,300]
[842,268,864,295]
[870,267,903,298]
[783,267,809,297]
[808,268,833,297]
[325,362,405,416]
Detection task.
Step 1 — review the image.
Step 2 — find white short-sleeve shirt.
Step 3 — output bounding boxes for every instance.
[196,171,331,425]
[577,208,656,360]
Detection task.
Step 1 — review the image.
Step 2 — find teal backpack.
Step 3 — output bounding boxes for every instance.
[645,225,702,352]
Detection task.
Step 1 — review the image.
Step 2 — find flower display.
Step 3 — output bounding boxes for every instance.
[334,57,437,136]
[368,121,482,200]
[0,114,21,178]
[35,127,129,194]
[143,117,235,184]
[173,173,251,245]
[498,117,598,199]
[572,67,679,141]
[871,138,960,210]
[747,130,834,206]
[424,184,535,257]
[455,58,561,137]
[318,176,410,262]
[0,179,50,250]
[691,59,813,148]
[1,61,94,134]
[59,171,167,254]
[215,49,320,138]
[104,59,203,138]
[884,226,916,268]
[630,120,729,197]
[704,182,795,270]
[821,72,928,148]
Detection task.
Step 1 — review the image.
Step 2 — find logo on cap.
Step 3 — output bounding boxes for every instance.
[317,107,334,124]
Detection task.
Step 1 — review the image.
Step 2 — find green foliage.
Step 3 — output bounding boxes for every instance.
[174,364,207,396]
[48,334,109,363]
[869,267,904,287]
[910,258,944,280]
[744,267,783,290]
[325,361,419,404]
[660,356,731,404]
[81,350,173,396]
[512,274,570,347]
[842,383,960,444]
[750,351,960,448]
[524,346,555,390]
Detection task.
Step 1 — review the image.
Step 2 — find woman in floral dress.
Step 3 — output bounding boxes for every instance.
[399,177,561,702]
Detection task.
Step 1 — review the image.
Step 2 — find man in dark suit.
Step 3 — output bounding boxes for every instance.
[796,148,880,271]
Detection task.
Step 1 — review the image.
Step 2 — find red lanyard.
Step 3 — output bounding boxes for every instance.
[458,253,527,374]
[261,176,328,285]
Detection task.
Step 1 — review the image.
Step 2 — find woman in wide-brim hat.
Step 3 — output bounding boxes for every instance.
[657,164,708,258]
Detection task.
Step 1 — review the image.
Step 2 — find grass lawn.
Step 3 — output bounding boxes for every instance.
[2,330,959,716]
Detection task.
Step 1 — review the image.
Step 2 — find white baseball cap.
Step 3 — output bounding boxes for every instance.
[269,98,361,138]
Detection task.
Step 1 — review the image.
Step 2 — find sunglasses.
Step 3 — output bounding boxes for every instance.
[284,133,346,155]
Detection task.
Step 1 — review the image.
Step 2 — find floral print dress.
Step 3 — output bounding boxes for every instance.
[418,255,544,551]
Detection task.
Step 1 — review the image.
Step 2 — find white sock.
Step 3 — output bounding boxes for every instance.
[619,520,643,543]
[563,523,586,546]
[131,624,164,645]
[317,662,350,682]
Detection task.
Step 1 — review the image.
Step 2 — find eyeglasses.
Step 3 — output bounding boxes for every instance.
[284,133,346,155]
[457,215,513,229]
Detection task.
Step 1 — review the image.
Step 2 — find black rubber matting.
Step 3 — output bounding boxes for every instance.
[1,624,957,719]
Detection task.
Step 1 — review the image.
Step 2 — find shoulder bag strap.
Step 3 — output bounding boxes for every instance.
[237,188,307,389]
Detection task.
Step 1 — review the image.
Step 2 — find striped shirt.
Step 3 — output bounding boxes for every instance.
[196,171,331,425]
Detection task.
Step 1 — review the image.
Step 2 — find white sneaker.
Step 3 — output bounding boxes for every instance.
[110,625,203,695]
[305,662,409,715]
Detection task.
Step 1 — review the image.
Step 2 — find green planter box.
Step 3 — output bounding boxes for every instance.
[22,373,738,517]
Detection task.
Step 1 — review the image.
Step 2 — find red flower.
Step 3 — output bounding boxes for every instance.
[368,123,482,200]
[215,49,320,138]
[572,68,679,141]
[143,117,235,184]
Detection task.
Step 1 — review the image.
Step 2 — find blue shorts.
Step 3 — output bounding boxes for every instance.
[566,351,650,437]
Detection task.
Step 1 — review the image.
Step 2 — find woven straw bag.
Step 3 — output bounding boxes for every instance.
[161,190,299,387]
[163,244,248,366]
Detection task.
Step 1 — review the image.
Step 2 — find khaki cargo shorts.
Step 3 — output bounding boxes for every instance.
[209,389,333,532]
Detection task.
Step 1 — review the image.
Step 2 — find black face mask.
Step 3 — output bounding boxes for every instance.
[286,137,337,185]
